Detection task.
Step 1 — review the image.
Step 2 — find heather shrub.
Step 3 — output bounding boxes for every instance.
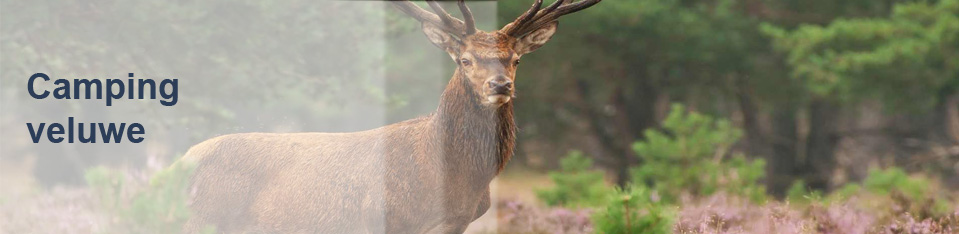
[631,104,767,204]
[592,187,674,234]
[886,213,959,233]
[497,199,594,234]
[536,151,614,208]
[85,162,214,233]
[676,193,814,234]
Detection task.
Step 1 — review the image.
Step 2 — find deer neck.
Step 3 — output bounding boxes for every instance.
[433,68,515,179]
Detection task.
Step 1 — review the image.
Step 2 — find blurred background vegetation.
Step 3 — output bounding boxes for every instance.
[500,0,959,194]
[1,0,958,233]
[495,0,959,232]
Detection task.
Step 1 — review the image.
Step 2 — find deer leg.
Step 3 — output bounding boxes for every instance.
[472,190,491,220]
[181,216,213,234]
[423,217,472,234]
[425,190,491,234]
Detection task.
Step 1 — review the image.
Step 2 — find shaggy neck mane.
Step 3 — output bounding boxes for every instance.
[432,67,516,177]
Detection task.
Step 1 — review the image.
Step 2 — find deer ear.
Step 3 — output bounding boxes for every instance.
[422,23,462,58]
[514,21,558,55]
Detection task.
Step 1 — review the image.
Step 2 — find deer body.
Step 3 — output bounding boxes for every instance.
[182,67,512,233]
[180,1,599,233]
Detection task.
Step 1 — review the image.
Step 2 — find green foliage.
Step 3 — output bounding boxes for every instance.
[592,187,673,234]
[785,180,824,204]
[787,167,951,218]
[829,184,863,203]
[763,0,959,111]
[861,167,951,216]
[86,163,213,233]
[863,167,929,200]
[786,180,809,203]
[503,0,788,145]
[861,167,951,217]
[631,104,767,203]
[85,166,127,211]
[536,151,613,208]
[786,179,863,205]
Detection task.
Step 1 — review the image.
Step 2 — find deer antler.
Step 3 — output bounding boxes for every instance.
[457,1,476,35]
[391,0,478,37]
[501,0,601,37]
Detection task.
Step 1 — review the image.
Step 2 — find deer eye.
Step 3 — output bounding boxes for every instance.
[513,59,521,66]
[459,58,472,66]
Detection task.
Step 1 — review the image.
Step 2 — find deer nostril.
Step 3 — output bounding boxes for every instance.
[488,79,512,91]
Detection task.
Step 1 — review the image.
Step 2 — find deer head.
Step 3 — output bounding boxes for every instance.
[392,0,601,106]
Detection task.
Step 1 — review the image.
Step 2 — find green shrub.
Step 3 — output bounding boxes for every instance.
[85,166,127,211]
[631,104,767,203]
[863,167,929,201]
[86,162,213,233]
[785,179,826,204]
[536,151,613,208]
[827,184,862,203]
[786,180,811,203]
[861,167,950,217]
[592,187,673,234]
[788,167,951,218]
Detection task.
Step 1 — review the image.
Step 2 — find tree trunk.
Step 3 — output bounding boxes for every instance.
[736,80,774,160]
[804,99,840,191]
[942,93,959,144]
[571,74,659,187]
[765,106,800,196]
[573,80,630,187]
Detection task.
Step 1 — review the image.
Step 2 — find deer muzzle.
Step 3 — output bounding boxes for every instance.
[486,76,513,104]
[487,76,512,94]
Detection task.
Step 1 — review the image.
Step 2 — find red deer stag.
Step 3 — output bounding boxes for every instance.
[179,0,600,233]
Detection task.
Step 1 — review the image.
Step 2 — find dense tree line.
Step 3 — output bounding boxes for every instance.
[500,0,958,195]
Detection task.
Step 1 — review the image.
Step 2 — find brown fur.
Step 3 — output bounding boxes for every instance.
[172,0,598,229]
[180,32,524,233]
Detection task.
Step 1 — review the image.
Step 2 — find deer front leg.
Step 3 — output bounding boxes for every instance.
[423,217,472,234]
[424,190,491,234]
[472,190,490,220]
